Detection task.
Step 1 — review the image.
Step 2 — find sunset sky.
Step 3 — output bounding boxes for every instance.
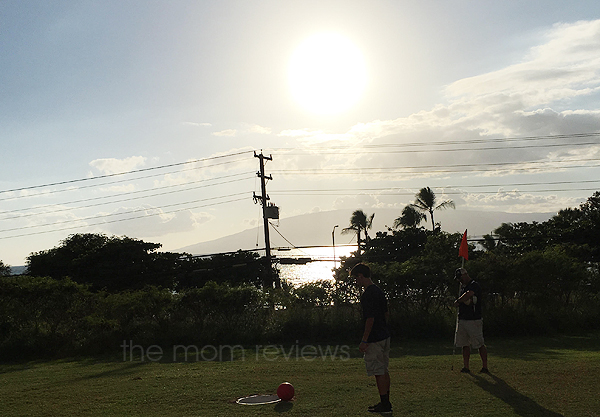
[1,0,600,266]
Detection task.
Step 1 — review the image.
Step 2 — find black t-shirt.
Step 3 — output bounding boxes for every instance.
[360,284,390,342]
[458,279,482,320]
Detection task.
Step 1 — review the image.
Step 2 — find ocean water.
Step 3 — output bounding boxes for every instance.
[274,245,357,286]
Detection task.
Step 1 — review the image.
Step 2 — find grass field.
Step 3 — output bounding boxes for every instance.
[1,334,599,416]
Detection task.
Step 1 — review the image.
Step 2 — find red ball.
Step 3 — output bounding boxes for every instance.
[277,382,295,401]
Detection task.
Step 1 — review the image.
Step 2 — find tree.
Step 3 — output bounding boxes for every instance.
[394,205,426,229]
[411,187,455,231]
[363,227,429,264]
[342,209,375,254]
[545,191,600,262]
[26,233,181,292]
[478,234,497,252]
[0,260,11,276]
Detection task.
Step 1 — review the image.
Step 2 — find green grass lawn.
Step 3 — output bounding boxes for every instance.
[1,334,599,416]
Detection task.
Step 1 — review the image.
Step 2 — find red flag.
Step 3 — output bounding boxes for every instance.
[459,229,468,260]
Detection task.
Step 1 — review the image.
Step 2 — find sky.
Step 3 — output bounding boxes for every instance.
[1,0,600,266]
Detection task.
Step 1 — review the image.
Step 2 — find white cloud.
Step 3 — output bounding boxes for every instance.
[278,128,351,143]
[101,206,213,237]
[459,189,583,213]
[443,20,600,115]
[183,122,212,127]
[275,19,600,183]
[89,156,147,175]
[245,124,272,134]
[332,194,384,210]
[99,184,137,193]
[153,146,256,188]
[213,129,237,137]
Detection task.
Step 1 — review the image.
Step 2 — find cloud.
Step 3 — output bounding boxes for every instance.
[245,124,272,134]
[59,19,600,245]
[182,122,212,127]
[213,129,237,137]
[445,20,600,103]
[332,194,386,210]
[276,19,600,183]
[460,189,583,213]
[100,206,213,237]
[99,184,137,193]
[153,146,256,187]
[89,156,147,175]
[278,128,351,143]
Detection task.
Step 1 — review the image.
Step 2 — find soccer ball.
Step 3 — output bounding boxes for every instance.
[277,382,295,401]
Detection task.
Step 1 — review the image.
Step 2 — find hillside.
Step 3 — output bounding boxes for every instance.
[175,208,555,256]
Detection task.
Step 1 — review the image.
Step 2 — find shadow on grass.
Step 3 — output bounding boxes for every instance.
[76,361,147,380]
[471,374,564,417]
[488,334,600,361]
[385,332,600,360]
[274,401,293,412]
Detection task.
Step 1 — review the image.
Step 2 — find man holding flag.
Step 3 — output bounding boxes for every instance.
[454,230,489,374]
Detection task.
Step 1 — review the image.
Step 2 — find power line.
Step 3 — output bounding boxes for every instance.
[0,150,253,194]
[270,188,599,196]
[275,132,600,149]
[268,132,600,153]
[0,196,249,240]
[275,141,599,155]
[272,157,600,175]
[0,158,253,202]
[361,132,600,148]
[0,192,251,233]
[0,173,255,220]
[270,179,600,196]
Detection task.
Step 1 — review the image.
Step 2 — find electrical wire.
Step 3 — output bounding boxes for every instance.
[272,132,600,149]
[0,150,253,195]
[0,173,255,220]
[0,196,249,239]
[2,136,598,243]
[270,187,600,196]
[274,141,599,155]
[0,158,253,202]
[0,192,251,233]
[271,157,600,176]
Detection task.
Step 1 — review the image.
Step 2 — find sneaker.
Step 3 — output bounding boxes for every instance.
[368,402,380,410]
[460,367,471,373]
[368,402,392,413]
[479,367,490,374]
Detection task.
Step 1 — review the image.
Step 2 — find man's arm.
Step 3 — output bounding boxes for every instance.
[454,290,475,306]
[359,317,374,353]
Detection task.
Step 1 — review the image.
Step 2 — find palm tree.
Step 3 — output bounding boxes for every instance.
[342,209,375,253]
[393,205,426,229]
[411,187,455,231]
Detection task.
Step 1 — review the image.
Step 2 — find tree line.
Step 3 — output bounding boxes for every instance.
[0,190,598,359]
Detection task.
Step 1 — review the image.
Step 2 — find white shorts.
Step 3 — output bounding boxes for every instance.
[455,319,485,349]
[364,337,390,376]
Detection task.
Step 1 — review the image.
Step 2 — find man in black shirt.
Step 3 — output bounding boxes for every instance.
[351,263,392,414]
[454,268,489,374]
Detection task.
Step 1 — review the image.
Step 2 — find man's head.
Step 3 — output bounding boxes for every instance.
[455,267,471,284]
[350,263,372,288]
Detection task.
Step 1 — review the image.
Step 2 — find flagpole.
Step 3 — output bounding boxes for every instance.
[453,229,468,370]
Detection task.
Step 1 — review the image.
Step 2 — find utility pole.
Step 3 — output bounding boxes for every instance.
[332,225,338,268]
[253,151,280,288]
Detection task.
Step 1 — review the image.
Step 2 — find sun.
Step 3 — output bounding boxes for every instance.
[288,33,367,115]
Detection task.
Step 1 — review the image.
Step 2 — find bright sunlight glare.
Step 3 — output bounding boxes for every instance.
[289,33,367,115]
